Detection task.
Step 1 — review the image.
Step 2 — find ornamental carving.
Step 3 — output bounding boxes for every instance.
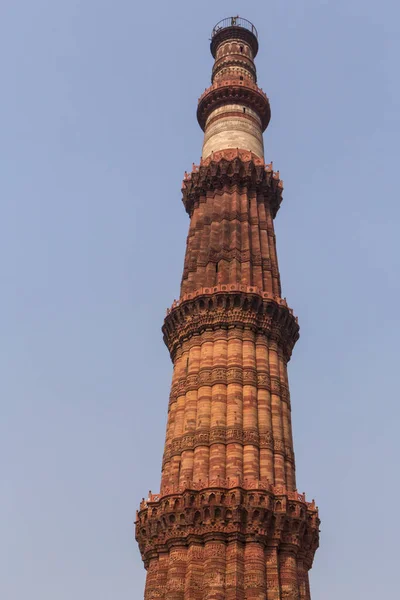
[136,485,319,568]
[182,153,283,218]
[161,427,296,465]
[163,290,299,362]
[197,80,270,131]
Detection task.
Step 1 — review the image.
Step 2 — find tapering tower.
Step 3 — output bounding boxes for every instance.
[136,17,320,599]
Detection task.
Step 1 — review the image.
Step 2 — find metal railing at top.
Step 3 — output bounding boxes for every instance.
[211,16,258,39]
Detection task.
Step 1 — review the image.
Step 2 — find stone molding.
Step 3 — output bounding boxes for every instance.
[212,57,257,82]
[162,428,295,465]
[163,289,299,362]
[168,368,291,405]
[182,151,282,217]
[197,79,271,131]
[136,486,319,568]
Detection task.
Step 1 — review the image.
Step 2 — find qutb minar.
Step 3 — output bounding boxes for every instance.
[136,17,320,599]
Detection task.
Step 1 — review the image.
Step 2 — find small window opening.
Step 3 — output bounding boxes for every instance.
[240,76,243,81]
[186,357,189,371]
[243,107,246,113]
[240,45,244,53]
[216,262,219,273]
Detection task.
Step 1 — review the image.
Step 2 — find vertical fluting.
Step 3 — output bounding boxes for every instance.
[265,546,281,600]
[226,541,245,599]
[144,558,159,600]
[278,350,296,490]
[226,373,244,480]
[279,548,299,600]
[187,202,202,292]
[229,189,242,284]
[184,544,204,599]
[161,353,178,490]
[180,342,201,485]
[180,189,284,298]
[269,341,286,486]
[170,348,187,487]
[244,542,267,599]
[227,331,244,480]
[166,547,187,600]
[240,191,251,286]
[204,540,226,599]
[258,199,274,294]
[220,192,231,284]
[157,553,169,599]
[161,348,184,491]
[256,335,274,483]
[243,330,259,480]
[266,208,281,297]
[249,194,263,289]
[209,336,227,480]
[297,553,308,600]
[193,335,213,482]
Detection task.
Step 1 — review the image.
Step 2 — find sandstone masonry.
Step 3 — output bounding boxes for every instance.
[136,17,320,599]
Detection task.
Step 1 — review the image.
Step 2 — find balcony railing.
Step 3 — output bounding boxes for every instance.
[211,16,258,40]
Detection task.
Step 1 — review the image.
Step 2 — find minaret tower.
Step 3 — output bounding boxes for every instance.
[136,17,320,599]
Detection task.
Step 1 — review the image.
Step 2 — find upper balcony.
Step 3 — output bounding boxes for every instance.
[211,17,258,40]
[210,16,259,58]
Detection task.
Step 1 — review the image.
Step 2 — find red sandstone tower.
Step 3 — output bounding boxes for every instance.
[136,17,320,599]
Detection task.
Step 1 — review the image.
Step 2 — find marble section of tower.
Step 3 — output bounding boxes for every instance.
[136,17,320,600]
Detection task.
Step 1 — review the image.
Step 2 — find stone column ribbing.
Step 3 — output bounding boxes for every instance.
[243,331,259,481]
[266,546,281,600]
[166,546,187,600]
[204,540,227,599]
[184,544,204,599]
[180,343,201,485]
[227,332,244,481]
[279,548,299,600]
[244,542,267,599]
[226,541,245,599]
[193,336,213,483]
[256,335,274,483]
[209,335,227,481]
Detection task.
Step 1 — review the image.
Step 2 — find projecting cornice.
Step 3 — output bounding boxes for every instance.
[136,485,319,568]
[197,79,271,131]
[162,286,299,362]
[182,149,283,218]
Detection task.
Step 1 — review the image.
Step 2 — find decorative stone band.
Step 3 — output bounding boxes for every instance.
[182,149,283,217]
[210,25,259,58]
[212,57,257,83]
[169,367,291,405]
[197,79,271,131]
[182,251,277,278]
[162,428,295,467]
[163,288,299,362]
[136,485,319,568]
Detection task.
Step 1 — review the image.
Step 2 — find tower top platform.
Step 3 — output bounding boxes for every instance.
[210,16,259,58]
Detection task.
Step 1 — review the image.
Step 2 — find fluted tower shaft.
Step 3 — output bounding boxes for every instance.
[136,17,319,600]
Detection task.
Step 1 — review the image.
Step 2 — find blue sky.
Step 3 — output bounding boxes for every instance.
[1,1,399,598]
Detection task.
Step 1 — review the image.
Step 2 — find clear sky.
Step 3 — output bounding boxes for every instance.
[1,1,399,598]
